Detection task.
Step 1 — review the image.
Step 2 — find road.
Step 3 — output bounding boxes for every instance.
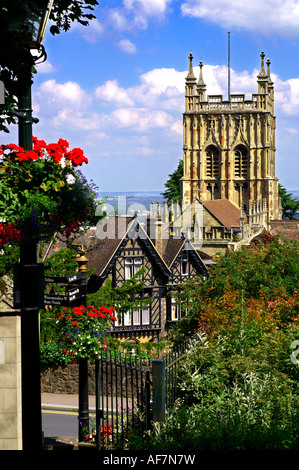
[42,410,79,439]
[42,409,96,440]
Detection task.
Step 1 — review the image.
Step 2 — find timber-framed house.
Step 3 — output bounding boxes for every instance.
[85,215,208,342]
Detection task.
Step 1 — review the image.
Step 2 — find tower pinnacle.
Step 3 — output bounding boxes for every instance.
[186,52,196,80]
[258,51,267,78]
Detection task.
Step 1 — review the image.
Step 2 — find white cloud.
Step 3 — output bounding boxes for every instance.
[32,62,299,169]
[35,79,90,108]
[276,77,299,115]
[88,0,172,43]
[123,0,172,18]
[109,107,174,131]
[181,0,299,37]
[108,8,130,31]
[283,127,299,134]
[95,79,134,106]
[36,61,57,74]
[118,38,137,54]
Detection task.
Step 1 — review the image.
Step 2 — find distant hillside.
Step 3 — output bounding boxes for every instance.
[98,191,165,214]
[98,189,299,216]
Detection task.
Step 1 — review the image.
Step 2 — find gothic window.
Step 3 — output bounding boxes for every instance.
[234,146,248,178]
[205,146,219,178]
[124,257,142,280]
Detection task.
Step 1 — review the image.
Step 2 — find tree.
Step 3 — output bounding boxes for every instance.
[279,184,299,219]
[161,159,183,203]
[169,233,299,343]
[0,0,99,132]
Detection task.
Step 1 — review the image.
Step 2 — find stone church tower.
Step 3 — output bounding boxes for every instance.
[181,52,281,224]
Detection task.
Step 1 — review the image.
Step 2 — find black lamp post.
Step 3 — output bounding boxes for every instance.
[14,2,52,451]
[75,246,90,443]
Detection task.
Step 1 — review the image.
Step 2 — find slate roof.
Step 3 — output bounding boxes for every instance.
[86,217,134,277]
[41,214,209,279]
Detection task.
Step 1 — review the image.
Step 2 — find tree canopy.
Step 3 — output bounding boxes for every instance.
[279,184,299,219]
[161,159,183,203]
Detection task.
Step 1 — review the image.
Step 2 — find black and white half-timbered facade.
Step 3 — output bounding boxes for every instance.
[85,215,208,342]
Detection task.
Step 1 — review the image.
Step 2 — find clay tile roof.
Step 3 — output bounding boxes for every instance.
[270,220,299,241]
[203,199,244,229]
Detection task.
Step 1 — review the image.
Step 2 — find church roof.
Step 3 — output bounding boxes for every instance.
[202,199,245,229]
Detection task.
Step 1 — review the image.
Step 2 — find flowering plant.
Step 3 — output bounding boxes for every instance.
[0,137,99,244]
[55,304,117,360]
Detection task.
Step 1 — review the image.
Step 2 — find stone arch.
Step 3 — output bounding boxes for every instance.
[205,144,220,179]
[234,144,248,178]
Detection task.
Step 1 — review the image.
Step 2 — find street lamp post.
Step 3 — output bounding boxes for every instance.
[75,246,90,443]
[14,2,52,451]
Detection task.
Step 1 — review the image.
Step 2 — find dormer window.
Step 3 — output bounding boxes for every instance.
[181,254,189,276]
[125,257,142,280]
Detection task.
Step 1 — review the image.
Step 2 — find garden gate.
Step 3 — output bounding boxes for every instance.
[94,341,190,450]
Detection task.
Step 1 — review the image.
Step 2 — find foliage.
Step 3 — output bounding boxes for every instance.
[40,341,73,366]
[0,0,98,132]
[124,330,299,451]
[161,159,183,203]
[0,137,100,243]
[279,183,299,219]
[40,250,153,357]
[87,266,153,322]
[169,234,299,343]
[136,234,299,451]
[0,243,20,277]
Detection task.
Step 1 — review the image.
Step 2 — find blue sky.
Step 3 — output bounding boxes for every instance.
[3,0,299,193]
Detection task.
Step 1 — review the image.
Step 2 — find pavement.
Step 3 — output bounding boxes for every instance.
[42,392,96,412]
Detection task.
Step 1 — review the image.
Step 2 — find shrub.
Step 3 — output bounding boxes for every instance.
[40,342,72,367]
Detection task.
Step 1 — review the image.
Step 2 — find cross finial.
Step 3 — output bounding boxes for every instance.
[258,51,266,77]
[186,51,196,80]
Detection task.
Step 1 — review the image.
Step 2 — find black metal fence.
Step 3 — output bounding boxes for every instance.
[95,341,190,450]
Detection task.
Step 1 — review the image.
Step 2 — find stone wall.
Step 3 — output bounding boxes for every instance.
[41,360,151,397]
[41,362,96,395]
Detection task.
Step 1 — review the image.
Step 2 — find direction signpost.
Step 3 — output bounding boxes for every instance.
[44,247,90,444]
[44,271,86,307]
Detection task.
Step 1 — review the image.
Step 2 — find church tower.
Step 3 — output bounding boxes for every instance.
[181,52,281,224]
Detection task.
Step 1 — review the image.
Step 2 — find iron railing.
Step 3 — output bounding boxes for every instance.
[95,350,151,449]
[95,339,191,450]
